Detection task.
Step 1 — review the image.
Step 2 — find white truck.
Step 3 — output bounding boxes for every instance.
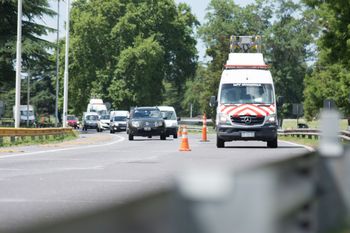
[210,36,283,148]
[13,105,36,125]
[87,99,107,116]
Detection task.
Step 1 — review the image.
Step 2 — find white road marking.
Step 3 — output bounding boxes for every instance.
[0,135,125,159]
[80,179,141,183]
[279,140,315,152]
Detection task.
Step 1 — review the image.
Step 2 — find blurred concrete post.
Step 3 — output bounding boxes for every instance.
[319,109,343,157]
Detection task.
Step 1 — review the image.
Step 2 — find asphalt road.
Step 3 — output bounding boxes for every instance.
[0,130,310,232]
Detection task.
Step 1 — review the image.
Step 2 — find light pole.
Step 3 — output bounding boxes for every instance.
[63,0,70,128]
[14,0,23,128]
[55,0,60,127]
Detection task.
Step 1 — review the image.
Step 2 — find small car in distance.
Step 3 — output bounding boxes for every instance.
[66,115,79,129]
[82,112,99,131]
[110,115,128,133]
[158,106,179,139]
[97,114,110,132]
[127,107,166,140]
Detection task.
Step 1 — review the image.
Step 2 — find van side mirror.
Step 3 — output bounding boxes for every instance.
[177,117,181,122]
[209,96,218,108]
[209,96,217,107]
[277,96,284,107]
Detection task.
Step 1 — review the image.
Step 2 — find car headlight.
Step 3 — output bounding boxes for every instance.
[266,114,276,123]
[218,113,231,124]
[131,121,140,127]
[155,121,163,127]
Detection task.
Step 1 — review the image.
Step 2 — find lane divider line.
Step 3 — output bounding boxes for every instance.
[0,134,125,159]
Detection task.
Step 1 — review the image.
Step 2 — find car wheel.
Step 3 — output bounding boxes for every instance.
[160,134,166,140]
[267,138,278,148]
[148,135,152,138]
[110,130,114,134]
[128,134,134,141]
[173,134,178,139]
[216,135,225,148]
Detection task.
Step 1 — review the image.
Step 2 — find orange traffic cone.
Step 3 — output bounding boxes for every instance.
[200,113,209,142]
[177,125,182,138]
[179,125,191,151]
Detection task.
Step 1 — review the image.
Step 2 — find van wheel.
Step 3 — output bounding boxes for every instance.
[128,134,134,141]
[160,134,166,140]
[267,138,278,148]
[216,136,225,148]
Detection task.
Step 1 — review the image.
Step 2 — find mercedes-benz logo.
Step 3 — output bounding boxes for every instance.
[243,116,252,124]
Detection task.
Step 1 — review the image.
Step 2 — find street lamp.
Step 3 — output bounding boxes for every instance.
[62,0,70,128]
[55,0,60,127]
[14,0,23,128]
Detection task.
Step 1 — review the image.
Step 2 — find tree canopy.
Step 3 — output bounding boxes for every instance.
[0,0,55,89]
[303,0,350,119]
[66,0,198,115]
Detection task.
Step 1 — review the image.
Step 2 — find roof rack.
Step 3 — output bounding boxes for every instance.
[230,35,262,53]
[224,64,269,70]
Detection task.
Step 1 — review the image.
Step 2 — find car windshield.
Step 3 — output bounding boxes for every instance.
[67,115,76,120]
[220,83,274,104]
[113,116,127,121]
[100,115,110,120]
[86,115,98,120]
[133,109,161,118]
[161,111,176,120]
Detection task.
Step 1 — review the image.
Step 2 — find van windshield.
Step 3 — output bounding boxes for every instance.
[220,83,274,104]
[161,111,176,120]
[21,110,34,116]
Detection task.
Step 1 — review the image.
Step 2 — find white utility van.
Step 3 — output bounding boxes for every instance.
[158,106,179,139]
[87,99,107,116]
[210,36,283,148]
[13,105,36,125]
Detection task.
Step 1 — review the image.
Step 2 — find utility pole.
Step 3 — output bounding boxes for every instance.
[63,0,70,128]
[14,0,23,128]
[27,74,30,127]
[55,0,60,127]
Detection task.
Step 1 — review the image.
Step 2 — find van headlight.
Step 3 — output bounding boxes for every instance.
[131,121,140,127]
[266,114,276,123]
[219,113,231,125]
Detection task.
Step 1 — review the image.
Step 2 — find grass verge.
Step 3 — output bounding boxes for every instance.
[278,135,319,148]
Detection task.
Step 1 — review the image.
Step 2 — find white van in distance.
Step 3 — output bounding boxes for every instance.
[13,105,36,125]
[87,99,107,116]
[158,106,179,139]
[210,36,283,148]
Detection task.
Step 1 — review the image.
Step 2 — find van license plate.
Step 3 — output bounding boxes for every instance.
[144,127,151,131]
[241,131,255,137]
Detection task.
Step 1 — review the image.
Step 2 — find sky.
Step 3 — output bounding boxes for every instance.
[41,0,254,61]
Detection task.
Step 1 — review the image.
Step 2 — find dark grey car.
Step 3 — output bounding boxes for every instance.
[127,107,166,141]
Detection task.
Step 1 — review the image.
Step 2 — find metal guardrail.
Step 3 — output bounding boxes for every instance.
[278,128,350,141]
[0,128,75,146]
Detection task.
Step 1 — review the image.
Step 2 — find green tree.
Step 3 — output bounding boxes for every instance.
[0,0,55,89]
[303,0,350,119]
[66,0,198,115]
[0,0,56,120]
